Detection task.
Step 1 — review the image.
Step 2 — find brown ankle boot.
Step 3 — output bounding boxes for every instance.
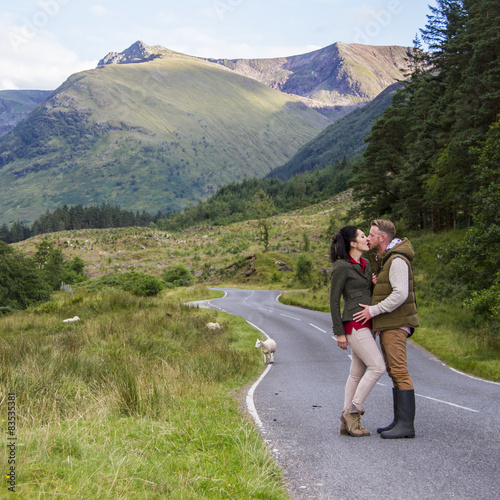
[357,411,371,436]
[340,413,370,436]
[342,404,369,437]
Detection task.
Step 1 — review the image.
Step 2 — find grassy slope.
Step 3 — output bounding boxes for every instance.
[12,194,344,283]
[0,54,331,226]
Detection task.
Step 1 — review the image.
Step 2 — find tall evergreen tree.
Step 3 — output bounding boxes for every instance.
[351,0,499,230]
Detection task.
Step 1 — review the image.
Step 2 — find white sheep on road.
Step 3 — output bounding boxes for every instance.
[255,338,276,364]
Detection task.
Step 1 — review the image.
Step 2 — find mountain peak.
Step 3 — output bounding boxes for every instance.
[97,41,167,67]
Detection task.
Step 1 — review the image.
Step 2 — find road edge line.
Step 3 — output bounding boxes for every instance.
[246,320,273,431]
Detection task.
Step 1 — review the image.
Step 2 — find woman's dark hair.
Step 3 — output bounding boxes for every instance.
[330,225,359,262]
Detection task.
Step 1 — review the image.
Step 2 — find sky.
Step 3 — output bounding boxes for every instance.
[0,0,437,91]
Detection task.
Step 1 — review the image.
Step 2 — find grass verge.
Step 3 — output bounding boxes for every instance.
[0,286,287,498]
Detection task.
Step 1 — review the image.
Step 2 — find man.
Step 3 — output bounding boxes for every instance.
[353,219,418,439]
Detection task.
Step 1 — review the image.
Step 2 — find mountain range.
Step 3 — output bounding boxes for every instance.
[0,41,411,225]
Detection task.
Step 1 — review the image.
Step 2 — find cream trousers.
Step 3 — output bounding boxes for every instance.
[344,327,386,412]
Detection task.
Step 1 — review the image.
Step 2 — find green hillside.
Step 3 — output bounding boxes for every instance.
[0,89,51,136]
[267,82,400,180]
[0,51,331,225]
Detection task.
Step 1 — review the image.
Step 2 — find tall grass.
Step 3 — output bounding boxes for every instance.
[0,288,287,498]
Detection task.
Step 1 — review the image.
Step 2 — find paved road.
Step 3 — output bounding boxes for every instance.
[200,288,500,500]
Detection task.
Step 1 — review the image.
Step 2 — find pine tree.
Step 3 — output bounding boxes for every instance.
[352,0,499,230]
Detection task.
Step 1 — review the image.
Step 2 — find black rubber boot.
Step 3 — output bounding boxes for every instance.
[377,387,398,434]
[380,389,415,439]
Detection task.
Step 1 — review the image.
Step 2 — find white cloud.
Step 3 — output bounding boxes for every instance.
[0,24,95,90]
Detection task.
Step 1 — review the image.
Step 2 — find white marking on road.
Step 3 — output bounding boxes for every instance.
[247,320,268,337]
[415,393,479,412]
[280,313,301,321]
[376,384,478,412]
[206,300,226,313]
[204,290,227,311]
[246,320,274,431]
[309,323,326,333]
[247,364,272,429]
[447,366,500,386]
[375,383,478,411]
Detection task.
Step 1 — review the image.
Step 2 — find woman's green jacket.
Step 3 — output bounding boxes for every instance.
[329,258,373,336]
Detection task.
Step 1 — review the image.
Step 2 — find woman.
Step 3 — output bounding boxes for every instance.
[330,225,385,437]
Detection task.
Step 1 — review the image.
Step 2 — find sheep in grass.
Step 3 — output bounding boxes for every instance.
[206,322,221,330]
[62,316,80,323]
[255,338,276,364]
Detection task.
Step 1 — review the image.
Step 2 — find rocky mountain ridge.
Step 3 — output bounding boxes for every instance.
[99,40,411,112]
[209,41,410,104]
[97,40,168,66]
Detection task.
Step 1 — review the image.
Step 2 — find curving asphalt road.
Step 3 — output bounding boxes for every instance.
[198,288,500,500]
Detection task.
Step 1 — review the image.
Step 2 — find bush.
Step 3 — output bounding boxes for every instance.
[466,276,500,331]
[0,241,52,310]
[295,255,313,283]
[83,272,163,296]
[0,306,17,315]
[162,264,194,287]
[270,271,282,283]
[131,275,164,297]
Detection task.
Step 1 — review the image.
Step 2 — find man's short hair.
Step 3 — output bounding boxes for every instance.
[371,219,396,241]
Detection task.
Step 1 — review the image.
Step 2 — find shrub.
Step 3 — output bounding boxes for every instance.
[83,272,163,296]
[466,276,500,332]
[0,241,52,310]
[295,255,314,283]
[131,275,164,297]
[162,264,194,287]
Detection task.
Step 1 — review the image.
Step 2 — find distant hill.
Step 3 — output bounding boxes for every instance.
[0,90,51,137]
[0,44,331,225]
[0,41,410,225]
[267,82,401,181]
